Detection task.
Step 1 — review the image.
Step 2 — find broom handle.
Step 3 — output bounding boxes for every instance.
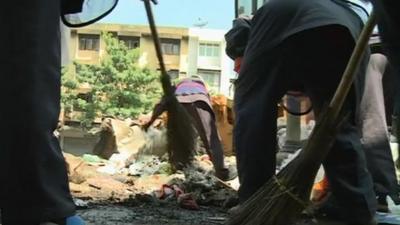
[143,0,174,96]
[329,12,377,119]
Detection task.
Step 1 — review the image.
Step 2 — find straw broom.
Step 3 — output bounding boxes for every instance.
[143,0,197,170]
[227,12,377,225]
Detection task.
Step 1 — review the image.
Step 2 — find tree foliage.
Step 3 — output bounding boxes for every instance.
[62,32,162,127]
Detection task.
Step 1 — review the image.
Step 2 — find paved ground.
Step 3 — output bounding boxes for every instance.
[78,203,227,225]
[76,198,400,225]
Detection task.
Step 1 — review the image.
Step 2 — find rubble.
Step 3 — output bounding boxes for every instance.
[277,120,315,152]
[64,147,237,210]
[59,115,400,224]
[128,155,172,176]
[82,154,105,164]
[178,193,200,210]
[92,118,148,161]
[61,116,238,224]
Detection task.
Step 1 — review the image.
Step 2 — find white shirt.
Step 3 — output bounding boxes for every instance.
[347,0,371,24]
[346,0,379,34]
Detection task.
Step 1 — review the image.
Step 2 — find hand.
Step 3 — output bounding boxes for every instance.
[142,122,151,132]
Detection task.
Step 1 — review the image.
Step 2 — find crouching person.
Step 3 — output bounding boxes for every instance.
[230,0,376,224]
[145,76,236,181]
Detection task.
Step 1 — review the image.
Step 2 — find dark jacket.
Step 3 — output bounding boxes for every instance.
[225,17,252,60]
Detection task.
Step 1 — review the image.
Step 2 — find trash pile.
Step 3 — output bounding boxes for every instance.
[63,118,238,211]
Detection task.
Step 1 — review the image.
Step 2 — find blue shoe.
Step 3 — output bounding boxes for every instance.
[41,216,85,225]
[66,216,85,225]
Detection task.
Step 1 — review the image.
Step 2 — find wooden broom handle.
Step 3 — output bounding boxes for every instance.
[143,0,174,96]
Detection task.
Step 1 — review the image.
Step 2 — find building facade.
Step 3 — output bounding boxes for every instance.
[187,28,235,95]
[68,23,235,96]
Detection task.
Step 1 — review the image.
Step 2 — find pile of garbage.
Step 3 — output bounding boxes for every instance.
[64,118,238,210]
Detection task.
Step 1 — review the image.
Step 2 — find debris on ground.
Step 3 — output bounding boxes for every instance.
[61,116,400,224]
[63,117,238,213]
[65,147,237,224]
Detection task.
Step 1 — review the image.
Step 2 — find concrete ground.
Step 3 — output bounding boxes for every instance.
[78,203,227,225]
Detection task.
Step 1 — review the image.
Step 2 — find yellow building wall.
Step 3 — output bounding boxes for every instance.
[70,24,189,74]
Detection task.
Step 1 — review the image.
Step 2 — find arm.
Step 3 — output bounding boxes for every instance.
[143,96,168,130]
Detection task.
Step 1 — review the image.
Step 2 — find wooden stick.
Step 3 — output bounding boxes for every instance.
[143,0,173,96]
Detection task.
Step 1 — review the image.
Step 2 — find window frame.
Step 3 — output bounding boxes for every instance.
[197,69,221,90]
[160,38,181,55]
[198,43,221,57]
[118,36,140,49]
[235,0,266,17]
[78,34,100,51]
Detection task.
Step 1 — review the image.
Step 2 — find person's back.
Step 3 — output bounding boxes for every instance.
[231,0,377,224]
[145,76,236,181]
[174,77,211,105]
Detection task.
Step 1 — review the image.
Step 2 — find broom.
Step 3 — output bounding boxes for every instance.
[227,12,377,225]
[143,0,197,170]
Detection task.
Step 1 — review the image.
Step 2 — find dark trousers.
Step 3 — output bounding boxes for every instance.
[0,0,75,224]
[358,53,400,203]
[234,25,376,220]
[371,0,400,75]
[182,102,225,171]
[371,1,400,139]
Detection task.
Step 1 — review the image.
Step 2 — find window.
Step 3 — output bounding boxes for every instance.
[78,34,100,51]
[198,70,221,90]
[257,0,266,8]
[161,39,181,55]
[236,0,267,16]
[199,43,220,57]
[237,0,253,16]
[119,36,140,49]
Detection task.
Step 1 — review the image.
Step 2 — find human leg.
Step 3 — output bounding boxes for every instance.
[0,0,76,223]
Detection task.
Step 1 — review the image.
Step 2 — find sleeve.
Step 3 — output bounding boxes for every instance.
[145,96,168,129]
[225,17,252,60]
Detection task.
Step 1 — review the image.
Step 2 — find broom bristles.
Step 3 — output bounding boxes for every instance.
[165,96,197,170]
[227,108,347,225]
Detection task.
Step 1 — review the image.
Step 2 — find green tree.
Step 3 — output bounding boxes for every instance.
[62,32,162,128]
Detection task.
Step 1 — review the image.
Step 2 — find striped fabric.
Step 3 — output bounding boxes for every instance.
[175,78,209,96]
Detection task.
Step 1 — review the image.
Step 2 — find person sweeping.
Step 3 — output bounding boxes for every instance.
[227,0,377,224]
[144,76,237,181]
[142,0,198,171]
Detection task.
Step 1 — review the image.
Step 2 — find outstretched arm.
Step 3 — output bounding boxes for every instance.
[143,96,168,130]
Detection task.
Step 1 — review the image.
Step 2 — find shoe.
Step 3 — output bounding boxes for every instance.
[41,215,85,225]
[216,167,237,181]
[377,195,390,213]
[316,217,377,225]
[314,197,376,225]
[66,216,85,225]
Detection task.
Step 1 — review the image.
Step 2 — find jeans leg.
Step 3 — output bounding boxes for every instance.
[234,50,289,202]
[194,102,226,170]
[0,0,75,223]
